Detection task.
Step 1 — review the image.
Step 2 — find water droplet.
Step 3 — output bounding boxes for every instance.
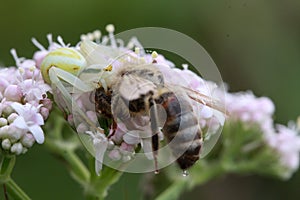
[182,170,189,177]
[154,170,159,175]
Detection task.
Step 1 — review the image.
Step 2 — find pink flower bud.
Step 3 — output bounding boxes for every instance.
[0,78,9,93]
[258,97,275,115]
[33,50,49,68]
[19,60,39,79]
[40,107,49,120]
[108,149,121,161]
[120,142,134,154]
[4,85,22,101]
[76,123,88,134]
[41,98,52,110]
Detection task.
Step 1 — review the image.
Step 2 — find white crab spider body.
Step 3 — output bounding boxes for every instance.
[41,47,87,84]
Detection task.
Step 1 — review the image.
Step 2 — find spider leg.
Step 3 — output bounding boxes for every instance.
[48,67,100,131]
[49,67,94,92]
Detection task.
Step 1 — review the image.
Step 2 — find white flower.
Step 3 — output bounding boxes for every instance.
[266,124,300,178]
[86,130,108,175]
[11,102,45,144]
[225,91,275,133]
[19,79,51,104]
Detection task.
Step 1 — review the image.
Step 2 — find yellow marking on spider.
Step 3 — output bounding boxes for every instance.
[104,65,113,71]
[41,48,87,84]
[49,48,83,59]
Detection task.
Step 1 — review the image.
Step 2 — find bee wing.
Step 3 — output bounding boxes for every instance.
[118,74,157,101]
[164,83,226,113]
[182,86,226,114]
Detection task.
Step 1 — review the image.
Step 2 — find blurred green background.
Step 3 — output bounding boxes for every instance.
[1,0,300,199]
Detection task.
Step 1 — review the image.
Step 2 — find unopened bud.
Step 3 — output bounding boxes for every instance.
[108,149,121,161]
[76,123,88,134]
[122,155,131,162]
[0,118,8,127]
[2,138,11,150]
[8,126,24,142]
[2,105,14,117]
[40,107,49,120]
[106,24,115,33]
[11,143,23,155]
[0,125,9,138]
[21,133,35,148]
[4,85,22,102]
[7,113,18,124]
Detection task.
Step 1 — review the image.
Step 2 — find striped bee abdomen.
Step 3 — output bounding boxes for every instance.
[156,91,202,170]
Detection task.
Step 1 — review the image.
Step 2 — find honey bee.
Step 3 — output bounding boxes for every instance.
[94,62,225,173]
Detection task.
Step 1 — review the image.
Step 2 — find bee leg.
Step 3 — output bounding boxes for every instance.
[149,99,160,174]
[151,133,159,174]
[108,120,117,139]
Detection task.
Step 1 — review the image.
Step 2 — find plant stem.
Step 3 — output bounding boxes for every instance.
[84,166,123,200]
[156,179,188,200]
[0,155,31,199]
[45,138,90,184]
[156,161,224,200]
[5,178,31,200]
[62,150,90,184]
[190,162,224,188]
[0,155,16,182]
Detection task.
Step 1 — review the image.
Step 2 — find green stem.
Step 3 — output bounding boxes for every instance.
[62,150,90,184]
[156,179,188,200]
[0,155,16,182]
[0,155,31,199]
[85,166,123,200]
[5,178,31,200]
[95,168,122,198]
[190,162,224,188]
[45,139,90,184]
[156,162,224,200]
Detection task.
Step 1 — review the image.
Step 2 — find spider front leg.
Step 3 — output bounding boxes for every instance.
[41,47,101,131]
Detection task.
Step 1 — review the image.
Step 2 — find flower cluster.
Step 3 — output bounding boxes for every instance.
[6,24,297,178]
[32,25,300,177]
[29,25,225,173]
[0,50,52,155]
[225,91,300,178]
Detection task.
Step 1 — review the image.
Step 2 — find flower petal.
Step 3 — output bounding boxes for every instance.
[12,116,28,129]
[34,113,44,125]
[28,125,44,144]
[94,138,108,175]
[11,102,25,115]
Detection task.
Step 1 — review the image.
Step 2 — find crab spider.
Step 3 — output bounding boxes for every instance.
[40,39,144,168]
